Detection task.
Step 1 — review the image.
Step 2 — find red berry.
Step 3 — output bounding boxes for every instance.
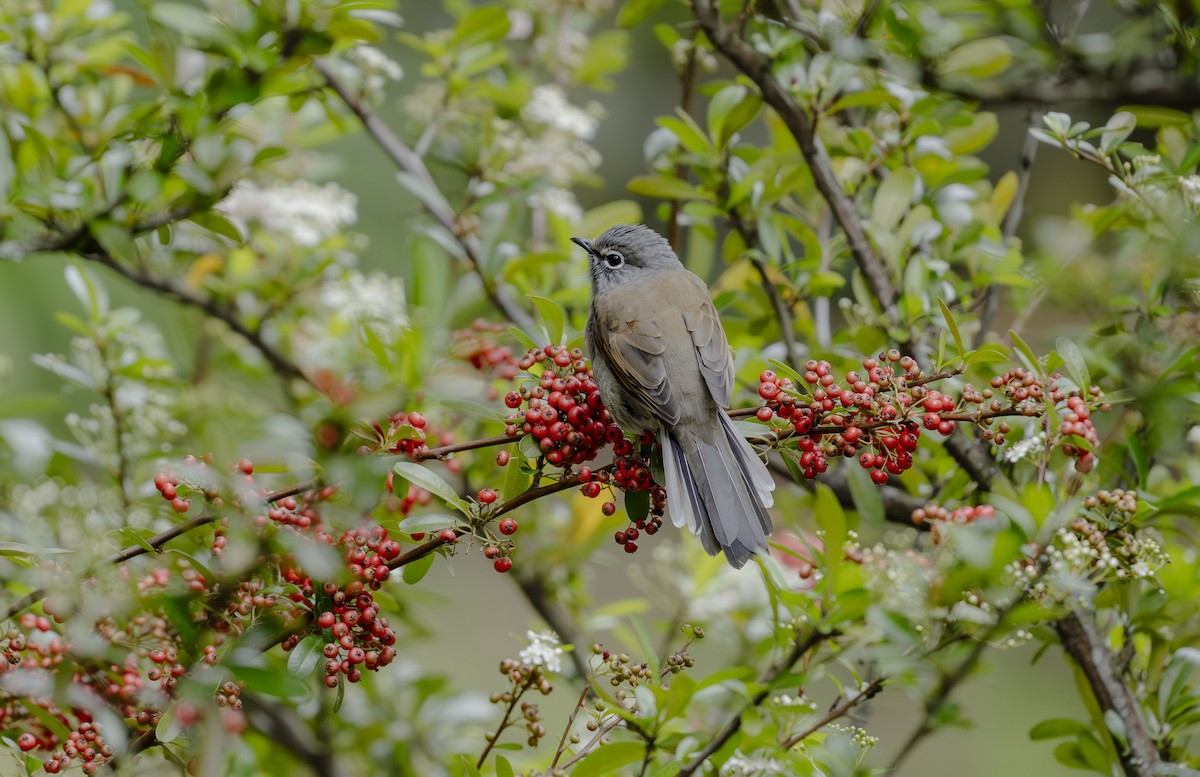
[870,469,888,484]
[439,529,457,544]
[478,488,498,504]
[238,458,254,475]
[757,407,774,422]
[498,518,518,535]
[18,733,38,751]
[602,502,616,516]
[161,483,177,500]
[495,450,510,467]
[493,557,513,573]
[624,541,638,553]
[171,497,190,513]
[153,472,170,491]
[578,467,593,482]
[317,612,336,629]
[484,546,500,559]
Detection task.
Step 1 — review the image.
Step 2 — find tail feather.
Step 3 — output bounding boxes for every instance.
[661,412,775,568]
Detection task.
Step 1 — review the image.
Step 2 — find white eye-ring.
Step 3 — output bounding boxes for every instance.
[603,250,624,268]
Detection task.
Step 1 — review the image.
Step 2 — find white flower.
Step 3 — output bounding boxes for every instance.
[1002,431,1046,463]
[320,270,408,339]
[217,181,357,247]
[518,630,563,673]
[345,46,403,95]
[523,85,600,141]
[527,187,583,223]
[885,80,926,110]
[915,135,952,159]
[1181,175,1200,207]
[722,751,786,776]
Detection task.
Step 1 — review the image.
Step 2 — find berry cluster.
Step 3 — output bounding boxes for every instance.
[755,353,1110,483]
[485,657,555,749]
[367,411,460,473]
[912,503,998,542]
[455,318,521,387]
[278,525,401,687]
[503,345,614,467]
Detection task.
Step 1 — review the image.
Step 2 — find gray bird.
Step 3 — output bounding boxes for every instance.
[572,224,775,568]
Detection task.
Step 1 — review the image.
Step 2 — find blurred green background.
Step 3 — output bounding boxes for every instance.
[0,1,1130,773]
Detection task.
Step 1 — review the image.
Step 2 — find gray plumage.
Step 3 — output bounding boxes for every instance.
[572,224,775,568]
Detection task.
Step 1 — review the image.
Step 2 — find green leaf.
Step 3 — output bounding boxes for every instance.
[571,741,646,777]
[397,513,460,534]
[871,168,917,231]
[495,755,515,777]
[813,484,846,593]
[529,295,566,345]
[707,84,761,148]
[402,553,435,584]
[507,325,540,352]
[1009,330,1040,376]
[617,0,668,28]
[938,38,1013,78]
[625,489,649,523]
[1100,112,1137,152]
[938,297,964,360]
[1116,105,1190,127]
[844,465,883,526]
[392,461,470,515]
[232,665,309,699]
[1029,718,1089,740]
[627,175,713,202]
[1055,337,1091,394]
[579,200,643,239]
[334,672,346,712]
[287,635,324,679]
[451,5,510,46]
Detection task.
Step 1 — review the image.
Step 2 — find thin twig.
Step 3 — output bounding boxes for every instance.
[779,676,885,749]
[314,58,534,330]
[675,629,833,777]
[690,0,899,323]
[1,482,317,620]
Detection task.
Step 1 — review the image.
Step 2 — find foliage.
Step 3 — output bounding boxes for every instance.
[1,0,1198,775]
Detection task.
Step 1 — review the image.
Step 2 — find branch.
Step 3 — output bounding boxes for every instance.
[314,58,535,330]
[1056,610,1163,777]
[79,249,315,391]
[690,0,899,323]
[779,676,884,749]
[2,482,317,620]
[675,629,833,776]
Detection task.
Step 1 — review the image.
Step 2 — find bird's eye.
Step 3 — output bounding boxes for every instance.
[603,251,624,269]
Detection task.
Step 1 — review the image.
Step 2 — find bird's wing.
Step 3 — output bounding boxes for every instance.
[682,292,735,408]
[589,306,682,427]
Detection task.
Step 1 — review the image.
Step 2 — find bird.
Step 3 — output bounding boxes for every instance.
[572,224,775,568]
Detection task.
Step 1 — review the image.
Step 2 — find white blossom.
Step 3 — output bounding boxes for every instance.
[518,631,563,673]
[522,85,600,141]
[722,751,787,776]
[217,181,357,247]
[1002,431,1046,463]
[345,46,403,95]
[320,270,409,339]
[1181,175,1200,207]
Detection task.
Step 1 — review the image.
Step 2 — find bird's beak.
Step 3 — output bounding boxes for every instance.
[570,236,595,257]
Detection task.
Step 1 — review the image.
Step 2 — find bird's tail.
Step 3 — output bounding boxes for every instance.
[661,411,775,568]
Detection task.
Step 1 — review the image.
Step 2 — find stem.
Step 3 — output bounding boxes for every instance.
[1,481,318,620]
[779,676,885,749]
[476,673,537,769]
[690,0,899,323]
[550,681,595,768]
[675,629,832,777]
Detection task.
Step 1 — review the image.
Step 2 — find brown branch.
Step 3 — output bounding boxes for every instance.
[675,628,833,777]
[78,249,315,390]
[314,58,534,330]
[691,0,899,323]
[414,433,515,461]
[1055,610,1163,777]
